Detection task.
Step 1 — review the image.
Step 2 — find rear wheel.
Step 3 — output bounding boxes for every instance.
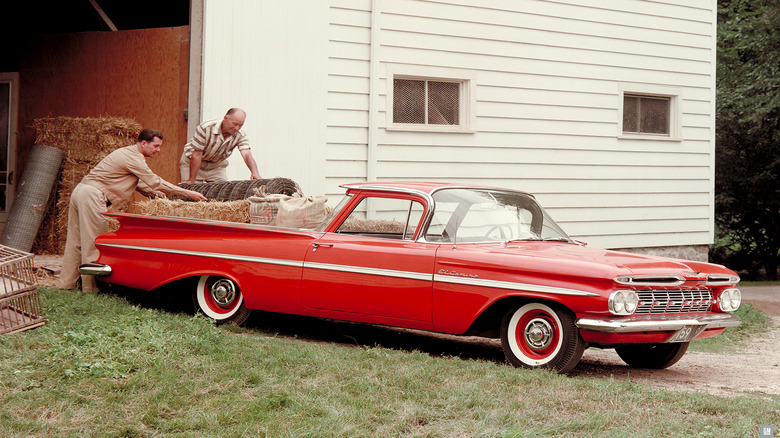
[500,302,585,373]
[615,342,689,369]
[193,275,251,325]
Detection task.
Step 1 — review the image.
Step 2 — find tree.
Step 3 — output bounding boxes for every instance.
[715,0,780,280]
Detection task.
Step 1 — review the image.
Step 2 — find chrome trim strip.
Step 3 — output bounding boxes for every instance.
[576,313,742,333]
[96,243,304,268]
[614,275,686,287]
[434,274,599,297]
[303,262,432,281]
[98,243,598,296]
[340,184,435,205]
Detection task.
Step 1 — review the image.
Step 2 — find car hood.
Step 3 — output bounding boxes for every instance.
[456,241,732,281]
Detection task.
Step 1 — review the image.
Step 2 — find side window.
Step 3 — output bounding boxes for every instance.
[336,197,424,240]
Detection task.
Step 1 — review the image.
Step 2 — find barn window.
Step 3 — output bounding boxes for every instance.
[622,94,670,135]
[386,67,475,133]
[393,79,461,125]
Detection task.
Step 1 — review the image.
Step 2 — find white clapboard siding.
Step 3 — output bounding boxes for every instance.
[202,0,716,251]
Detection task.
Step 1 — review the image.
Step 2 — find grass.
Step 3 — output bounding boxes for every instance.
[0,287,778,437]
[741,281,780,287]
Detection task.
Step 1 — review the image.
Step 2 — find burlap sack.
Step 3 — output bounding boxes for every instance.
[249,194,329,229]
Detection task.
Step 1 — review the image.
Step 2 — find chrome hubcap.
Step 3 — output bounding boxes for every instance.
[210,279,237,307]
[524,318,553,351]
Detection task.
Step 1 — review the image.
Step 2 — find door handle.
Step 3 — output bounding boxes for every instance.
[311,242,333,251]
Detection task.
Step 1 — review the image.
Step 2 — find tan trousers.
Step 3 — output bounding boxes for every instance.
[59,183,109,292]
[179,154,229,183]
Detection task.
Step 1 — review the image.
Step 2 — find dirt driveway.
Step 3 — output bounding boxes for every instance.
[33,255,780,398]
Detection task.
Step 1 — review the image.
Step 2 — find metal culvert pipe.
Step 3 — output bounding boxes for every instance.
[177,178,302,201]
[1,144,65,252]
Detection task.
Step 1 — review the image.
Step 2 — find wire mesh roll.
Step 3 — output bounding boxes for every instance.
[0,145,65,252]
[177,178,302,201]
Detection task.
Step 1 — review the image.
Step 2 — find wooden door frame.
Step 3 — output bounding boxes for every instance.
[0,72,19,235]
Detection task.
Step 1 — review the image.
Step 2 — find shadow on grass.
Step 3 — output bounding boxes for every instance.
[105,283,507,366]
[246,310,506,364]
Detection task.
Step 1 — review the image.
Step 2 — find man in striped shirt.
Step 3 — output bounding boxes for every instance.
[179,108,262,184]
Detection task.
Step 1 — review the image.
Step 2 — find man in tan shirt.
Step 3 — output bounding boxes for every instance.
[60,129,207,292]
[179,108,262,184]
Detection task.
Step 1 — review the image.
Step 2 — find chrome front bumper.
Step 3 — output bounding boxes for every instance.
[576,313,742,333]
[79,262,112,277]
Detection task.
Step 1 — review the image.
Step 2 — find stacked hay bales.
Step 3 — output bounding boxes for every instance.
[31,117,142,254]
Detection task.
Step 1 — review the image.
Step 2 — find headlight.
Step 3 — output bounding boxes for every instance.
[718,288,741,312]
[609,290,639,316]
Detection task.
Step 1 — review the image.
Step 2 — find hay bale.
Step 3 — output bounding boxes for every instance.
[31,116,143,255]
[33,116,141,162]
[134,198,251,223]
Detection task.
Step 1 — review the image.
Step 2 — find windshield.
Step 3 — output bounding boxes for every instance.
[424,188,571,243]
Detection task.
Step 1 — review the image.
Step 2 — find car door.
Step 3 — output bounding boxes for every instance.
[301,194,436,324]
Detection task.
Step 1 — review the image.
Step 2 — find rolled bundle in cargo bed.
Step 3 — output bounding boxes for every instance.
[177,178,301,201]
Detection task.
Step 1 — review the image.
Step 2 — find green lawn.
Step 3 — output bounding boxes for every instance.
[1,287,777,437]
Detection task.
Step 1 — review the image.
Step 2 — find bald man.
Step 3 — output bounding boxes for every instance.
[179,108,262,184]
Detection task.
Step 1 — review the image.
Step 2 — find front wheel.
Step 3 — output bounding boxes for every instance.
[193,275,252,325]
[615,342,689,369]
[500,302,585,373]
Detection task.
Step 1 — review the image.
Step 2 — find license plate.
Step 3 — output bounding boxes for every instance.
[666,325,706,343]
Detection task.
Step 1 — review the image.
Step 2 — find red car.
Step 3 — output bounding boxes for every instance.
[81,182,742,373]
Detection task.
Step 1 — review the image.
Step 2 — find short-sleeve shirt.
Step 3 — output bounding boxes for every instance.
[181,119,250,163]
[81,144,183,210]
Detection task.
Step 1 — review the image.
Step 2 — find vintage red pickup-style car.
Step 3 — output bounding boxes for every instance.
[81,182,742,373]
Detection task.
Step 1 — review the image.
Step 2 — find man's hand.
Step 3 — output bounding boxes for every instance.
[179,179,195,185]
[250,172,262,180]
[184,189,208,202]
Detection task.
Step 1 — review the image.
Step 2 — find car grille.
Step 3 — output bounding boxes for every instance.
[634,287,713,315]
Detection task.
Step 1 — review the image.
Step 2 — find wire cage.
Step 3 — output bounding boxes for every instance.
[0,245,46,335]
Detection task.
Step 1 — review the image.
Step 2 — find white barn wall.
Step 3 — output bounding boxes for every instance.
[325,0,716,252]
[201,0,328,193]
[202,0,717,255]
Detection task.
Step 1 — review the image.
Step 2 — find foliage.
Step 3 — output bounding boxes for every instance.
[0,288,777,437]
[715,0,780,280]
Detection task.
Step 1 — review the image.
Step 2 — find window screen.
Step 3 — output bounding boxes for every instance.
[394,79,460,126]
[623,94,670,135]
